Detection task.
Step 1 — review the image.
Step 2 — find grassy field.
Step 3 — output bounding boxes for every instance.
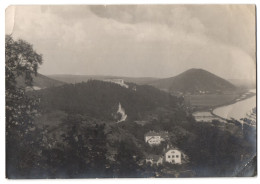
[184,94,240,108]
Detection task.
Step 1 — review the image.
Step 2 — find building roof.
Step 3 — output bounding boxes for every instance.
[147,136,157,142]
[164,146,182,154]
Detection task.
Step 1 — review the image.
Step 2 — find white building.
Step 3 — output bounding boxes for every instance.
[144,131,168,146]
[146,136,161,145]
[103,79,129,88]
[164,147,182,164]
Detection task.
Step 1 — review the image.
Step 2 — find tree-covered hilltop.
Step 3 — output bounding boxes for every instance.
[35,80,184,121]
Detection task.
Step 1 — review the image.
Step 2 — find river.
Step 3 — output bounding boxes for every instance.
[213,89,256,124]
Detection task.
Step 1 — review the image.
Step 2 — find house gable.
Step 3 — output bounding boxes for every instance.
[165,149,182,164]
[144,131,169,145]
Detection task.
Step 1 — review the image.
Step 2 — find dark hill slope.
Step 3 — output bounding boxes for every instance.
[35,80,183,121]
[16,73,66,89]
[148,68,236,93]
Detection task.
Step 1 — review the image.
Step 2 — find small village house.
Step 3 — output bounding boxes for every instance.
[144,131,169,146]
[144,146,187,166]
[144,131,187,166]
[164,146,182,164]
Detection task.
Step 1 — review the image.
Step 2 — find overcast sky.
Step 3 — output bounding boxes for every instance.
[5,5,256,81]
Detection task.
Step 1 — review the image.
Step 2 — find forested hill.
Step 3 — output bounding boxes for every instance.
[35,80,183,121]
[148,68,236,93]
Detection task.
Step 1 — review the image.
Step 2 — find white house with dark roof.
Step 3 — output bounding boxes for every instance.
[144,144,188,166]
[144,131,169,146]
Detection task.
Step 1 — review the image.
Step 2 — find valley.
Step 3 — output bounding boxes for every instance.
[7,66,256,178]
[28,70,256,178]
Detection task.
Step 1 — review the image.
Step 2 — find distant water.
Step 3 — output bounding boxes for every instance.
[213,89,256,122]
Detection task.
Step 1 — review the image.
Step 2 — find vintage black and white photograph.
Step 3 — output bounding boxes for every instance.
[5,4,256,178]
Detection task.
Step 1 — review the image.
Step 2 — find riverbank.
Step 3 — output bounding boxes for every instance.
[212,96,256,124]
[212,89,255,110]
[192,89,256,123]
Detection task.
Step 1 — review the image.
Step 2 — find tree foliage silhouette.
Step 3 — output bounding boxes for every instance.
[6,35,43,177]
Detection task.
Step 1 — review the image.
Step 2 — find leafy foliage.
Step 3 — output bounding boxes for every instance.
[113,140,143,177]
[6,35,43,178]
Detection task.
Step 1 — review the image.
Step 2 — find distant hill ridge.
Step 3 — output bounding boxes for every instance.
[148,68,236,94]
[16,73,66,89]
[48,74,158,85]
[46,68,237,94]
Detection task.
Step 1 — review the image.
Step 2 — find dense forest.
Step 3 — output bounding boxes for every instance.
[34,80,183,121]
[8,80,256,178]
